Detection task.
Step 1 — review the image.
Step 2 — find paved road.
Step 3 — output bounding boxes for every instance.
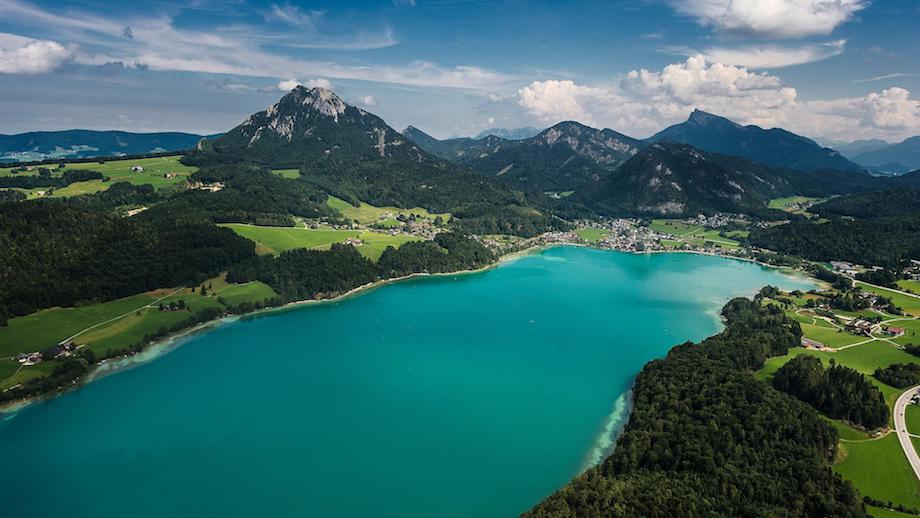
[893,386,920,482]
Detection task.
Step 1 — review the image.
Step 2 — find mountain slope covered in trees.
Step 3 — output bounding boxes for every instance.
[648,109,864,172]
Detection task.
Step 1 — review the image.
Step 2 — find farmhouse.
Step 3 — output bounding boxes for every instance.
[885,326,906,337]
[130,165,145,173]
[846,319,873,336]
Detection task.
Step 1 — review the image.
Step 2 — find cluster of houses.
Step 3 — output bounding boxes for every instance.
[15,340,77,366]
[186,180,225,192]
[905,260,920,281]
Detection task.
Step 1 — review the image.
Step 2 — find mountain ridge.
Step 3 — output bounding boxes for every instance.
[648,109,864,173]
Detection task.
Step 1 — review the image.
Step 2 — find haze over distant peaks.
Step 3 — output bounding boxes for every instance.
[473,127,541,140]
[648,109,864,172]
[0,130,215,163]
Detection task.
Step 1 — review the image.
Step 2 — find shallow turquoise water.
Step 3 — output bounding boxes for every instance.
[0,247,812,517]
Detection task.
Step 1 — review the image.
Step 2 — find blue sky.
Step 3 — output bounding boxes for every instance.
[0,0,918,142]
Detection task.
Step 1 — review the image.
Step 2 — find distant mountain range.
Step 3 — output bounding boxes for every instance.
[405,122,642,191]
[473,127,541,140]
[0,130,217,163]
[185,86,542,222]
[647,109,864,172]
[850,136,920,172]
[572,142,875,217]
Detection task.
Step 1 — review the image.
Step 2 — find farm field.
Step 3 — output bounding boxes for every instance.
[649,219,703,236]
[327,195,450,225]
[835,434,920,510]
[857,282,920,317]
[272,168,301,179]
[897,280,920,294]
[0,277,276,392]
[221,223,422,261]
[906,405,920,435]
[768,196,826,215]
[0,156,196,197]
[648,219,741,249]
[575,227,608,243]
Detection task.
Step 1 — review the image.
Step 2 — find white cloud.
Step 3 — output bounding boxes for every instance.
[358,95,378,107]
[698,40,846,69]
[518,80,613,126]
[518,56,798,135]
[0,0,506,89]
[517,56,920,141]
[852,73,919,84]
[807,87,920,133]
[667,0,867,39]
[277,78,333,91]
[0,34,72,73]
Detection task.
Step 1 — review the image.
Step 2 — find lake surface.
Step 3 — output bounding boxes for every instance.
[0,247,812,517]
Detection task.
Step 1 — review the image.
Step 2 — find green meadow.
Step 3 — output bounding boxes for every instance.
[768,196,825,215]
[221,223,422,261]
[836,434,920,510]
[1,155,196,198]
[327,195,450,225]
[271,168,302,179]
[648,219,741,249]
[575,227,608,243]
[0,277,276,391]
[857,282,920,317]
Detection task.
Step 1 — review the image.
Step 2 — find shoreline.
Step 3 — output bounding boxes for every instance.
[0,243,814,414]
[0,245,547,414]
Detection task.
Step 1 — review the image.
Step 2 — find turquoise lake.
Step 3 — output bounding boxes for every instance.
[0,247,813,517]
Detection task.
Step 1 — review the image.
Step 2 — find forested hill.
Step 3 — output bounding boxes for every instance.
[570,142,870,217]
[525,297,866,517]
[406,121,643,192]
[749,187,920,266]
[648,109,864,172]
[183,87,558,232]
[402,126,512,166]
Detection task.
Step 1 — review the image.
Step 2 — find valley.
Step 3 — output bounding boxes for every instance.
[2,85,919,518]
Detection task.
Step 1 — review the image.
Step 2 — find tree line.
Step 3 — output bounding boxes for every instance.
[525,297,867,517]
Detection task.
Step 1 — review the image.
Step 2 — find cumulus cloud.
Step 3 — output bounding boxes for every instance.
[667,0,867,39]
[808,87,920,132]
[357,95,378,107]
[518,80,614,126]
[517,56,920,141]
[0,35,72,73]
[518,56,798,135]
[276,78,333,91]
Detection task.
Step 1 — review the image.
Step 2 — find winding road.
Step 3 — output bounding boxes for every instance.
[893,386,920,482]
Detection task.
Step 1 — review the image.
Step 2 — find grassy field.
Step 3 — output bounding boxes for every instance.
[327,196,450,225]
[868,506,920,518]
[575,227,608,243]
[221,223,422,261]
[836,434,920,509]
[272,168,301,179]
[857,282,920,317]
[0,156,196,198]
[897,280,920,294]
[768,196,825,214]
[0,276,276,391]
[906,405,920,435]
[649,219,703,236]
[648,219,741,249]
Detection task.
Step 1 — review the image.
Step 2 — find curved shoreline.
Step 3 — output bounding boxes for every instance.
[0,244,815,415]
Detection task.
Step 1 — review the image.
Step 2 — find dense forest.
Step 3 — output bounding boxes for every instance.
[773,355,888,429]
[0,201,255,325]
[749,214,920,266]
[525,298,866,517]
[874,363,920,389]
[229,232,495,301]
